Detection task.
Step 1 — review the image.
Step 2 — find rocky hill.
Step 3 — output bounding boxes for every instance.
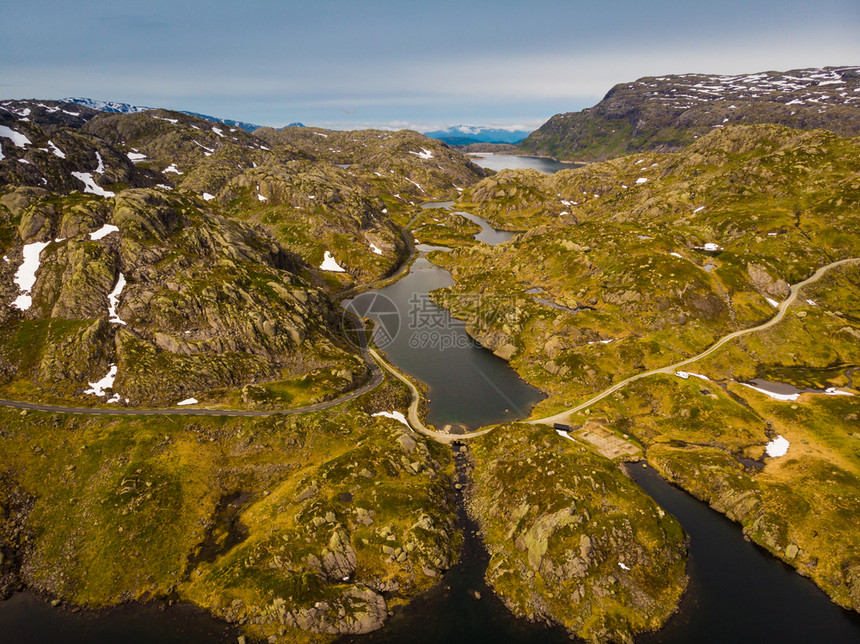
[519,66,860,161]
[467,424,686,643]
[0,100,488,407]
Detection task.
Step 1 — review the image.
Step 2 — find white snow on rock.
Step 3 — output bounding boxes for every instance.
[555,429,576,442]
[740,382,799,401]
[95,152,105,174]
[156,184,173,190]
[127,151,147,162]
[370,242,383,255]
[71,171,115,197]
[372,411,410,427]
[670,252,683,258]
[409,148,434,160]
[0,125,32,148]
[312,131,328,138]
[636,177,648,184]
[693,206,705,213]
[825,387,855,397]
[84,364,117,397]
[48,141,66,158]
[89,223,119,240]
[765,297,780,308]
[212,127,224,137]
[202,192,215,201]
[176,398,199,406]
[163,163,182,174]
[320,251,346,272]
[405,178,427,194]
[107,273,127,325]
[806,299,816,306]
[702,242,720,251]
[11,240,51,310]
[257,193,267,201]
[618,562,631,571]
[765,435,790,457]
[153,115,178,124]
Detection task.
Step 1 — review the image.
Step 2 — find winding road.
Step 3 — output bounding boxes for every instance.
[528,257,860,428]
[1,247,856,445]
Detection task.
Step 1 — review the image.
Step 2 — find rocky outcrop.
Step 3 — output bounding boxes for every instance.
[467,424,687,643]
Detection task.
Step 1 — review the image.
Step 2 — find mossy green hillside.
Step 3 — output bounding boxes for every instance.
[0,380,459,643]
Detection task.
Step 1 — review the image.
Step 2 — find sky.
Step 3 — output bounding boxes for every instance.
[3,0,859,131]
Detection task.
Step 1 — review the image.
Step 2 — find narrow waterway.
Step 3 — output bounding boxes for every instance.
[630,465,860,644]
[0,592,240,644]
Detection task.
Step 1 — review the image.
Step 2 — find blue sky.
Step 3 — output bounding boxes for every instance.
[3,0,859,130]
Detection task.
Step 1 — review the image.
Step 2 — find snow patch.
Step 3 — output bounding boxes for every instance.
[693,206,705,213]
[127,151,147,162]
[409,148,434,160]
[372,411,410,427]
[740,382,799,401]
[202,193,215,201]
[618,562,631,571]
[765,435,790,457]
[89,223,119,240]
[71,171,115,197]
[212,127,224,137]
[670,252,683,258]
[84,364,117,397]
[765,297,780,308]
[320,251,346,272]
[370,243,383,255]
[825,387,854,397]
[163,163,182,174]
[257,193,267,201]
[176,398,199,406]
[11,240,51,310]
[635,177,648,184]
[48,141,66,158]
[0,125,31,148]
[555,429,576,442]
[405,178,427,194]
[107,273,127,325]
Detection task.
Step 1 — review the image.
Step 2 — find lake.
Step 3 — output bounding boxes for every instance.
[468,153,577,174]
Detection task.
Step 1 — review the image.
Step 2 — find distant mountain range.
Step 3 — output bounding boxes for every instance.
[422,125,532,146]
[60,97,273,132]
[518,66,860,161]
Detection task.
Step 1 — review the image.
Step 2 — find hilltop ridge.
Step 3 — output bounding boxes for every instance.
[519,66,860,161]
